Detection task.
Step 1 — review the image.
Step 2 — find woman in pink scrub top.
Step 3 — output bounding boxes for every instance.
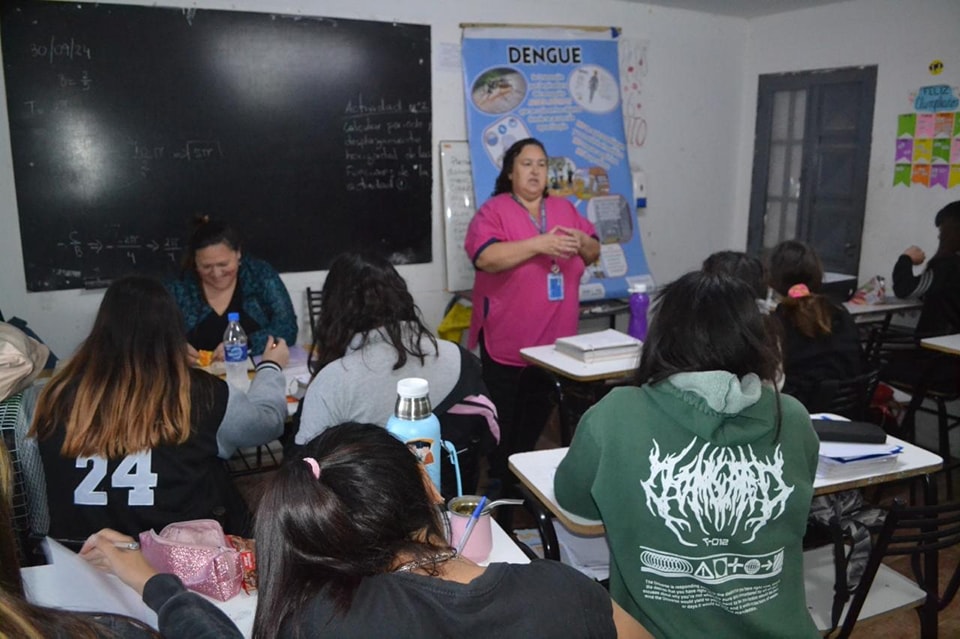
[464,138,600,489]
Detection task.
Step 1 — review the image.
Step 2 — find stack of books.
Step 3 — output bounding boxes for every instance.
[554,329,641,364]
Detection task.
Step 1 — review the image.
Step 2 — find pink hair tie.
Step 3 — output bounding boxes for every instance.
[303,457,321,479]
[787,284,811,299]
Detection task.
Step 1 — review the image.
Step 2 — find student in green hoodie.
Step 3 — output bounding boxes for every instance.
[555,270,820,639]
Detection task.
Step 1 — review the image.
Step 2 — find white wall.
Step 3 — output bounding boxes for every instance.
[0,0,748,358]
[735,0,960,283]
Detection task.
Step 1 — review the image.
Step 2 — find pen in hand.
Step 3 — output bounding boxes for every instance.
[454,496,488,557]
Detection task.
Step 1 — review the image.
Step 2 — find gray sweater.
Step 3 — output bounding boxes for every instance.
[296,325,461,445]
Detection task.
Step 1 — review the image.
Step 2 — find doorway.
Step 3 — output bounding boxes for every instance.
[747,66,877,277]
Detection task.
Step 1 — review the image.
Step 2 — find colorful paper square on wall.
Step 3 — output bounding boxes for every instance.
[894,84,960,188]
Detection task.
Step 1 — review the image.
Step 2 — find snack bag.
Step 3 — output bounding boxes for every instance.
[849,275,885,305]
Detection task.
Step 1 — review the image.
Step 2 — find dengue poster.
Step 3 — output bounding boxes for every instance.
[461,27,653,300]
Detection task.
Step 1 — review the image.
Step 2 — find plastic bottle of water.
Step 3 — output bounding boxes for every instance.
[223,312,249,392]
[385,378,442,494]
[628,283,650,342]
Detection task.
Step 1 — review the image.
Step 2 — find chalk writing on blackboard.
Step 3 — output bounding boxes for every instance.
[2,1,432,291]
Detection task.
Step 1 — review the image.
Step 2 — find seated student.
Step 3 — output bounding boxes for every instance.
[768,240,862,407]
[883,200,960,392]
[0,439,242,639]
[89,422,651,638]
[893,200,960,337]
[31,276,289,540]
[167,217,298,362]
[555,271,820,639]
[296,252,496,497]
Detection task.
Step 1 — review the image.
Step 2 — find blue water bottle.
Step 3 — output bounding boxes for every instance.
[628,283,650,342]
[386,378,443,493]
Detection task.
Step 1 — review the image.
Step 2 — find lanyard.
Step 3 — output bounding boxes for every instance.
[511,194,547,234]
[512,194,559,274]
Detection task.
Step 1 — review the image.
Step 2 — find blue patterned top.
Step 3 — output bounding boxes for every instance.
[166,255,297,355]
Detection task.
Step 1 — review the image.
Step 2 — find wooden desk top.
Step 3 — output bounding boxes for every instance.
[510,437,942,537]
[921,333,960,356]
[519,344,640,383]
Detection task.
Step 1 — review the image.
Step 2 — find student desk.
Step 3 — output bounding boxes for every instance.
[518,343,639,445]
[842,297,923,325]
[508,437,943,560]
[920,332,960,356]
[843,297,923,360]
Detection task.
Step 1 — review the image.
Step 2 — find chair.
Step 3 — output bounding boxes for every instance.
[806,498,960,639]
[306,287,323,343]
[873,335,960,498]
[795,368,881,421]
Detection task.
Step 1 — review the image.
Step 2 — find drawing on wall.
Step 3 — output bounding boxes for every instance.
[893,84,960,188]
[619,38,648,155]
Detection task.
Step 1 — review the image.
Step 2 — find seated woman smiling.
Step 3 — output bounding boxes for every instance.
[167,217,297,362]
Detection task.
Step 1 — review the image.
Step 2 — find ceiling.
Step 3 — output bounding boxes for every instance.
[622,0,852,19]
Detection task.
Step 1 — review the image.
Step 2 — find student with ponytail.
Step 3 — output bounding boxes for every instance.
[768,240,862,408]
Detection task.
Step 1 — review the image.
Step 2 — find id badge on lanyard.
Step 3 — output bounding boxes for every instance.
[547,269,564,301]
[515,195,564,302]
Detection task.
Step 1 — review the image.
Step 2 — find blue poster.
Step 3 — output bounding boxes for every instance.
[462,29,652,300]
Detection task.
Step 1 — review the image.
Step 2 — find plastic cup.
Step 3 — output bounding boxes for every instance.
[447,495,492,563]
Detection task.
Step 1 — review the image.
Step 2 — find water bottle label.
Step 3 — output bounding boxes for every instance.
[224,343,248,363]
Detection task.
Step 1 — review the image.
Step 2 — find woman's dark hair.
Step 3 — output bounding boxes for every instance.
[309,252,438,375]
[701,251,767,299]
[493,138,549,197]
[934,200,960,257]
[636,270,781,386]
[31,276,200,458]
[182,216,242,273]
[251,423,450,639]
[768,240,835,338]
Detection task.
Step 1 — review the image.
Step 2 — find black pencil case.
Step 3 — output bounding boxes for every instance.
[812,419,887,444]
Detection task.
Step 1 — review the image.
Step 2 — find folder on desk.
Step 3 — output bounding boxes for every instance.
[554,329,641,363]
[819,441,903,464]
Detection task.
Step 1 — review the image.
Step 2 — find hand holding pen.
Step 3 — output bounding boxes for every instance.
[80,528,159,596]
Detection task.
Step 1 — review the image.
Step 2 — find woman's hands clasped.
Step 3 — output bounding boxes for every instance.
[538,227,582,259]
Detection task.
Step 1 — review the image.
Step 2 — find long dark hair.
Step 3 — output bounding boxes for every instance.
[31,276,201,458]
[493,138,549,197]
[309,252,438,375]
[182,216,242,273]
[637,271,781,386]
[252,423,450,639]
[768,240,835,339]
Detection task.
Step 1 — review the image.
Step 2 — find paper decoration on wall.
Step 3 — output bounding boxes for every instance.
[894,84,960,188]
[929,60,944,76]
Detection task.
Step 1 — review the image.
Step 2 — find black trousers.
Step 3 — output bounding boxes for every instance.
[480,336,555,485]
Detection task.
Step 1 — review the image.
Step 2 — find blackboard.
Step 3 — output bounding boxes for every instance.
[1,1,432,291]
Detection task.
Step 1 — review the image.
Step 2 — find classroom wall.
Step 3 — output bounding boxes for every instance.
[0,0,748,358]
[734,0,960,284]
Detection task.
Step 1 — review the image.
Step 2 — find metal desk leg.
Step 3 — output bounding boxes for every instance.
[514,482,561,562]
